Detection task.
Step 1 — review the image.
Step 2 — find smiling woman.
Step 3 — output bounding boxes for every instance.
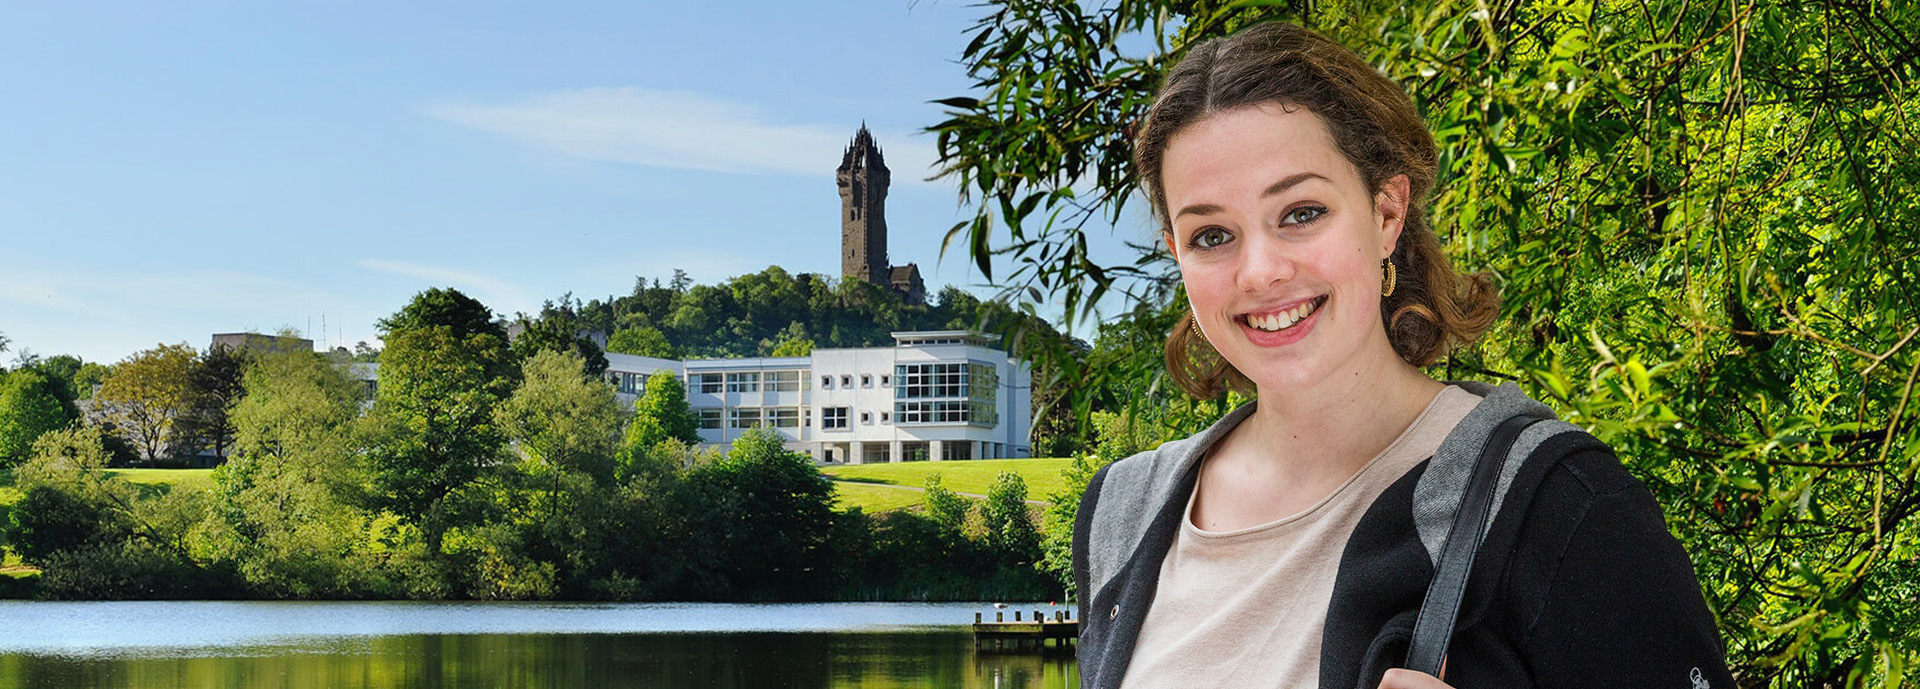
[1070,21,1734,689]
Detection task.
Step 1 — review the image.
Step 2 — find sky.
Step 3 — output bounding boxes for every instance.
[0,0,1152,365]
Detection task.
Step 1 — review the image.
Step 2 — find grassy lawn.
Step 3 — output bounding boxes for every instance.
[822,458,1076,503]
[830,481,931,514]
[106,467,216,494]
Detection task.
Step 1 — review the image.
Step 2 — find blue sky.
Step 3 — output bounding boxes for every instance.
[0,0,1150,365]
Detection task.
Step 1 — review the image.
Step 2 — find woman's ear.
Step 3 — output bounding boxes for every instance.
[1377,174,1411,256]
[1163,231,1179,261]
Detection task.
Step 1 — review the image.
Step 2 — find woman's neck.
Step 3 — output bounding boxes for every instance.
[1209,350,1446,503]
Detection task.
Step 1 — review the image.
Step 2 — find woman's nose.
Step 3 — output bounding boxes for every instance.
[1235,230,1296,292]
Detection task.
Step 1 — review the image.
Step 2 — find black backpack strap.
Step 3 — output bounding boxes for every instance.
[1404,414,1547,677]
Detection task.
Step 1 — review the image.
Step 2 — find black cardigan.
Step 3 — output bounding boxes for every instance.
[1071,385,1735,689]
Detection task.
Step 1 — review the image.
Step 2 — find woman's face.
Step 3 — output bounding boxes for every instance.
[1160,102,1408,395]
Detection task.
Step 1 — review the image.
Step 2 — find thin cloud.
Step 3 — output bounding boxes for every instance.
[355,259,535,315]
[424,87,942,182]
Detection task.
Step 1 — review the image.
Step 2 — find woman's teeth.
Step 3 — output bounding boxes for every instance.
[1246,298,1320,332]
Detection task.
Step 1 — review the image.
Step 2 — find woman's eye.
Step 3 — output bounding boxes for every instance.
[1190,227,1231,249]
[1283,206,1326,225]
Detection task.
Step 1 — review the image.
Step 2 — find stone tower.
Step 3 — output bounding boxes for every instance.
[838,125,890,285]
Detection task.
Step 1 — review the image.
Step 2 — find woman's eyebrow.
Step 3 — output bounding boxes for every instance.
[1172,171,1332,220]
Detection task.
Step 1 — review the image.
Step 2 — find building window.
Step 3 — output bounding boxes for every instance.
[693,373,723,394]
[725,372,761,393]
[769,407,801,428]
[880,375,891,386]
[729,408,763,429]
[609,372,646,395]
[840,374,852,388]
[880,412,890,424]
[861,374,872,388]
[767,370,803,392]
[821,375,833,389]
[860,411,872,425]
[697,408,723,429]
[893,400,998,427]
[822,407,849,430]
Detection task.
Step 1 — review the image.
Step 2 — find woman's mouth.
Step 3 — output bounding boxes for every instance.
[1238,295,1328,333]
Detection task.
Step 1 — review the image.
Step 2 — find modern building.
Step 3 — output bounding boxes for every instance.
[210,332,313,355]
[606,331,1030,463]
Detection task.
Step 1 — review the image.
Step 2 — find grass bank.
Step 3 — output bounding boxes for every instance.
[823,458,1075,514]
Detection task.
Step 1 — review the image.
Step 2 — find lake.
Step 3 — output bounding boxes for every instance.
[0,601,1080,688]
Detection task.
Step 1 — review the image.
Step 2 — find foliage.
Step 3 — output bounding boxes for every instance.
[923,473,972,533]
[618,370,701,481]
[658,429,838,600]
[168,345,249,463]
[934,0,1920,683]
[606,325,678,359]
[5,427,213,597]
[0,369,75,467]
[509,296,610,377]
[496,350,624,487]
[981,472,1040,564]
[364,299,516,557]
[375,287,507,342]
[199,346,376,598]
[93,343,197,463]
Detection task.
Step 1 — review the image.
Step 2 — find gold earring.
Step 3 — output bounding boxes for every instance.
[1382,258,1397,297]
[1191,313,1210,344]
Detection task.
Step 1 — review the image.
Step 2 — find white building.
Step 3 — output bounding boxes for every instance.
[605,331,1031,463]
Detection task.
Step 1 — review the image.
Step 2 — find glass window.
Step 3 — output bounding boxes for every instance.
[767,371,803,392]
[769,407,800,428]
[880,375,890,386]
[729,408,763,428]
[725,372,761,393]
[860,411,872,425]
[860,374,872,388]
[821,375,833,389]
[694,373,723,394]
[697,408,723,429]
[840,375,852,388]
[821,407,849,430]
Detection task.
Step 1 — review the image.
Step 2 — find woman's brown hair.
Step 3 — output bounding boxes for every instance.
[1139,21,1501,400]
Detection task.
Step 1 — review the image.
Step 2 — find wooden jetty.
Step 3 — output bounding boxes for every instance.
[972,608,1078,653]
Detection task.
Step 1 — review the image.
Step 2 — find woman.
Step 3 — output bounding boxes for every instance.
[1070,22,1734,689]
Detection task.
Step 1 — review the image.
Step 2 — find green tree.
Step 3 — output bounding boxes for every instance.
[618,370,701,480]
[923,473,973,533]
[663,428,837,599]
[93,343,197,463]
[935,1,1920,682]
[981,472,1039,564]
[169,345,250,463]
[376,287,507,342]
[606,326,678,359]
[202,346,373,597]
[365,291,516,557]
[497,350,623,487]
[0,369,75,466]
[510,297,609,376]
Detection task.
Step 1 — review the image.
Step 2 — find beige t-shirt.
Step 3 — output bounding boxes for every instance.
[1118,385,1483,689]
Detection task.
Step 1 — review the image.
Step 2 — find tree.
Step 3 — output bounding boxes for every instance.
[618,370,701,480]
[663,428,837,599]
[933,1,1920,682]
[170,345,250,463]
[376,287,506,342]
[202,345,373,597]
[497,350,623,486]
[364,324,514,556]
[93,343,197,463]
[0,369,75,466]
[606,326,678,359]
[980,472,1038,563]
[510,297,609,376]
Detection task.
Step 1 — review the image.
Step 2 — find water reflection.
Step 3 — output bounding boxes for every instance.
[0,602,1080,688]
